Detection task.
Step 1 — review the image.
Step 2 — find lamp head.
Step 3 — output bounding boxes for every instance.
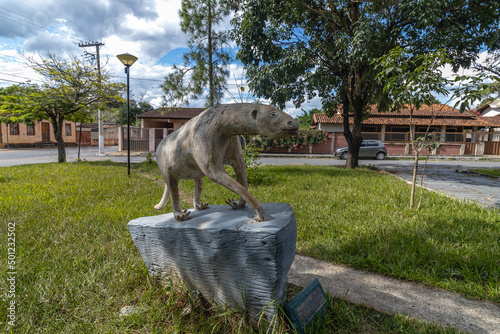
[117,53,138,66]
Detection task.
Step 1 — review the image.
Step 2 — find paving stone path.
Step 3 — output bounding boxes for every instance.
[384,166,500,210]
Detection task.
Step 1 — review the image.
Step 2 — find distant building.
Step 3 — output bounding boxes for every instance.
[312,104,500,156]
[0,120,76,148]
[137,107,205,135]
[119,107,206,152]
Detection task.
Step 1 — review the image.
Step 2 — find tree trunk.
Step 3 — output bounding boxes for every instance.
[410,152,419,209]
[51,116,66,163]
[341,87,362,169]
[207,0,214,107]
[347,114,363,169]
[345,64,365,169]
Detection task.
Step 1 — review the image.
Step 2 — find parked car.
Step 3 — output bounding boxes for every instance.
[335,140,387,160]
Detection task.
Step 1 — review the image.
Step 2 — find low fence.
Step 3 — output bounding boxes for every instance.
[76,126,118,146]
[485,141,500,155]
[119,127,172,152]
[118,127,500,156]
[336,131,500,156]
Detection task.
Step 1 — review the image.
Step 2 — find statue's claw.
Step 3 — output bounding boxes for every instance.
[174,209,191,221]
[225,199,245,210]
[195,202,209,211]
[253,206,269,222]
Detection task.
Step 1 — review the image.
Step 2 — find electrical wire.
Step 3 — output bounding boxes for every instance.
[0,72,42,82]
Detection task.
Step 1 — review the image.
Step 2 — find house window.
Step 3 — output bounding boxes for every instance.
[27,124,35,136]
[362,125,379,140]
[362,126,377,132]
[10,123,19,135]
[388,126,408,141]
[416,126,439,133]
[65,124,72,136]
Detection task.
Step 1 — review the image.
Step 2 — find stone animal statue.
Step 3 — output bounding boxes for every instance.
[154,103,299,222]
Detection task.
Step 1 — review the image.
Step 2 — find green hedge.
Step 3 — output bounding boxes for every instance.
[250,129,331,150]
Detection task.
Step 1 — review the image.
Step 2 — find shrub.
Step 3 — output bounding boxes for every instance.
[250,129,332,150]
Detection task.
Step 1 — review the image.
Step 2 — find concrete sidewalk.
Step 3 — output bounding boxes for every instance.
[288,255,500,334]
[384,167,500,210]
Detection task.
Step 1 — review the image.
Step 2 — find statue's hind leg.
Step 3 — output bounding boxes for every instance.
[167,176,190,221]
[193,177,209,210]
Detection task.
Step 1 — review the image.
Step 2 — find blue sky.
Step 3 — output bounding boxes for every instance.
[0,0,324,117]
[0,0,486,116]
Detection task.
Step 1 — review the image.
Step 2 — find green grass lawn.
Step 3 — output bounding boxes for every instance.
[182,165,500,303]
[0,161,495,333]
[474,168,500,177]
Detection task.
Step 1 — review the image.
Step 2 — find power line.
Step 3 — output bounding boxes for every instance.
[0,13,45,32]
[0,7,49,30]
[0,72,42,82]
[114,76,164,82]
[113,75,249,85]
[0,66,29,73]
[0,7,78,44]
[0,78,27,84]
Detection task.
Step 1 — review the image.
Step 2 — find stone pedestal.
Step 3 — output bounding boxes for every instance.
[128,203,297,322]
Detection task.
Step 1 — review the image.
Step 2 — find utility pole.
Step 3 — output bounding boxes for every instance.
[79,41,106,156]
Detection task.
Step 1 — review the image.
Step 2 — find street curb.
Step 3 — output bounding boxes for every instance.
[456,169,500,180]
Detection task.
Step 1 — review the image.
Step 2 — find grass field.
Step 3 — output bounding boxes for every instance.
[187,165,499,303]
[1,161,496,333]
[474,168,500,177]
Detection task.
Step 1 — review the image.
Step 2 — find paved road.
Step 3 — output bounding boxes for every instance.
[1,147,499,210]
[0,146,147,167]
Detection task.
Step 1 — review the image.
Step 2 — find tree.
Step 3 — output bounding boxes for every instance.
[232,0,500,168]
[162,0,232,107]
[375,48,453,209]
[472,50,500,101]
[375,47,494,209]
[296,108,322,129]
[112,99,153,126]
[1,53,124,162]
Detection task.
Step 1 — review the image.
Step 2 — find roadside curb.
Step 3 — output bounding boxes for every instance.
[456,169,500,180]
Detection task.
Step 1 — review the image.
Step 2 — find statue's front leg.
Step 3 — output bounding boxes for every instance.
[225,198,246,210]
[253,204,269,222]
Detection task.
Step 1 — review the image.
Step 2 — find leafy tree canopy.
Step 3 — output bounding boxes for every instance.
[472,50,500,101]
[232,0,500,167]
[109,99,153,126]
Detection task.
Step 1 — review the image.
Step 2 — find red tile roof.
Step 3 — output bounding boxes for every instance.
[137,107,205,119]
[312,104,500,128]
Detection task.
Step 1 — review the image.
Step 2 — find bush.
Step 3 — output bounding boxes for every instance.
[250,129,332,150]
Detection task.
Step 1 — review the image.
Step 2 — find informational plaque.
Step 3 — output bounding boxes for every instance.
[284,278,328,334]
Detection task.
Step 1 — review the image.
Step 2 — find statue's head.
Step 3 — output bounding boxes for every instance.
[250,104,299,138]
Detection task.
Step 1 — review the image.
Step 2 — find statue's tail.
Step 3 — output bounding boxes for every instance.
[154,184,169,210]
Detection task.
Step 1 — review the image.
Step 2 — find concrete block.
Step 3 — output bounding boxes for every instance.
[128,203,297,322]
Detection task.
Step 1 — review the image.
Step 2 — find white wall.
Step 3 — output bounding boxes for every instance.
[318,123,348,133]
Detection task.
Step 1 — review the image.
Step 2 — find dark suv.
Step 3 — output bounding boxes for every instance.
[335,140,387,160]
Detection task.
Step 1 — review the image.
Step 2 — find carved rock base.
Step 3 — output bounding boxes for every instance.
[128,203,297,322]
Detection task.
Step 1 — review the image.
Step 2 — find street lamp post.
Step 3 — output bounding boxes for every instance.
[116,53,138,176]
